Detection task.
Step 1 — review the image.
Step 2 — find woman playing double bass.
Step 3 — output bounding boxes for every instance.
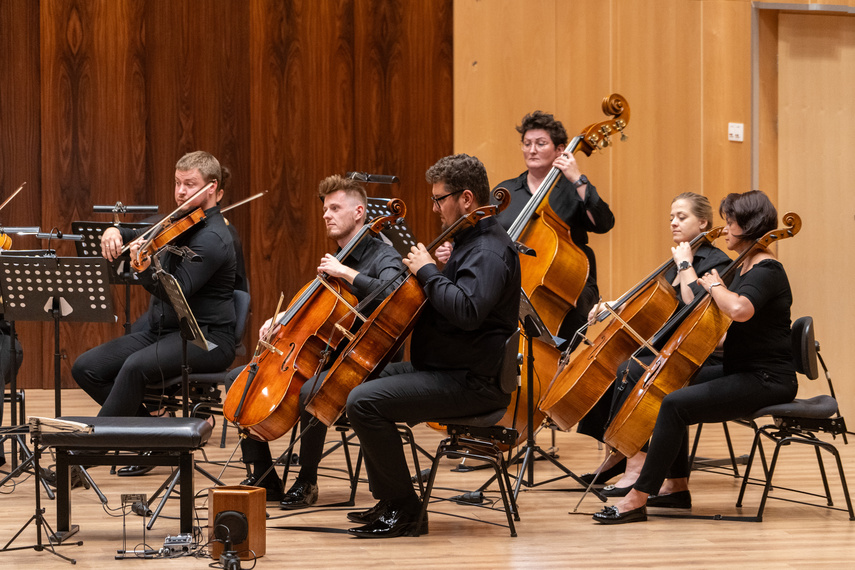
[594,190,798,524]
[576,193,731,492]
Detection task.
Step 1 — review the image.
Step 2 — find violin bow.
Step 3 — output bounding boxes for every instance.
[0,182,26,214]
[221,190,267,214]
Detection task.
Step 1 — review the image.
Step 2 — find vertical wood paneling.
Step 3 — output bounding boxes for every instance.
[0,0,43,388]
[40,0,148,388]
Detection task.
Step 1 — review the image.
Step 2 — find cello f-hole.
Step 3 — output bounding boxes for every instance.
[280,343,296,373]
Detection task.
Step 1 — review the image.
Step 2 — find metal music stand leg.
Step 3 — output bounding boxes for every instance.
[0,426,81,564]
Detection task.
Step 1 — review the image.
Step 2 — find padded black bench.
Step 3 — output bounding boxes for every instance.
[40,416,212,541]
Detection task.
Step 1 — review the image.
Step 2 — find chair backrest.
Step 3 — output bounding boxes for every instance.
[792,316,819,380]
[498,328,521,395]
[233,289,251,355]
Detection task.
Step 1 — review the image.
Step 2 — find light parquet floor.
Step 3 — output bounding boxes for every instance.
[1,389,854,569]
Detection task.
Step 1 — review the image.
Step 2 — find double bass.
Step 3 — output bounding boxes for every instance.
[305,190,510,427]
[604,213,802,458]
[508,93,630,335]
[496,94,631,445]
[223,200,406,441]
[539,228,723,432]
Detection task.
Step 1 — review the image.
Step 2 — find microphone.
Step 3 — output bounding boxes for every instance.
[345,171,400,184]
[93,203,159,214]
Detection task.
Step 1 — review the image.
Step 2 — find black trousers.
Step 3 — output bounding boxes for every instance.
[224,366,329,483]
[634,367,798,495]
[1,332,23,461]
[346,361,510,501]
[72,328,234,417]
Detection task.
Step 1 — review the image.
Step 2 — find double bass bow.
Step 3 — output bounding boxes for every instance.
[604,213,802,458]
[305,188,511,427]
[223,199,407,442]
[539,227,724,432]
[508,94,630,336]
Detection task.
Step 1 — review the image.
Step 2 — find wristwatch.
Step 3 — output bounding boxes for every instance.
[678,260,693,272]
[572,175,589,188]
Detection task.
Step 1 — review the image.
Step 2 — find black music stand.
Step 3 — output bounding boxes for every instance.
[0,256,115,417]
[505,290,604,500]
[72,221,152,335]
[0,418,87,565]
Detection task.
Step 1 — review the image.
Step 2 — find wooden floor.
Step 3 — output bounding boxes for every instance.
[1,389,854,569]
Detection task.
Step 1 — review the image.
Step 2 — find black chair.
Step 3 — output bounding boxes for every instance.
[416,329,521,537]
[144,288,252,447]
[735,316,853,521]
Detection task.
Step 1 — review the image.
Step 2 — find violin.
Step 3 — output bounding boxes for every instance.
[223,200,407,442]
[304,189,511,427]
[539,227,723,431]
[123,181,215,271]
[604,213,802,458]
[508,94,630,335]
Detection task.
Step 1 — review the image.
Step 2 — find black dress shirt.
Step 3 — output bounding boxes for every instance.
[411,216,521,378]
[493,171,615,283]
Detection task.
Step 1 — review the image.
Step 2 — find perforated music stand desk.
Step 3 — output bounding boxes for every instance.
[366,197,418,256]
[73,221,152,334]
[0,256,114,416]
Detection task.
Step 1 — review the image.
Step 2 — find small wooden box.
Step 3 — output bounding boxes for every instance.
[208,485,266,560]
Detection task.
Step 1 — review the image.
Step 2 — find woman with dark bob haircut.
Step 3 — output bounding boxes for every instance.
[593,190,798,524]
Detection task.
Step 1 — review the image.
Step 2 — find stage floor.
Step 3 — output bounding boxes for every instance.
[1,389,854,568]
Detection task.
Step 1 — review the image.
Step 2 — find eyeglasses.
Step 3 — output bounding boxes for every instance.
[520,139,552,151]
[431,189,463,206]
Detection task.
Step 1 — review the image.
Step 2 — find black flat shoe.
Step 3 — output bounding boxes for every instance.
[279,480,318,510]
[579,458,627,486]
[347,499,391,524]
[647,490,692,509]
[592,504,647,525]
[241,473,285,502]
[600,484,633,497]
[347,501,427,539]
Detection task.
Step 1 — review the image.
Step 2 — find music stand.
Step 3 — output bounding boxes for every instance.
[72,221,152,334]
[0,256,115,417]
[0,418,87,564]
[505,290,604,500]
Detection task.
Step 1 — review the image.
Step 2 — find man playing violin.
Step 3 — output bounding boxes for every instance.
[495,110,615,349]
[344,153,521,538]
[224,174,404,503]
[73,151,237,446]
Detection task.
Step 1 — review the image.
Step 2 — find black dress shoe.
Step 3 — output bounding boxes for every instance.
[592,504,647,525]
[646,490,692,509]
[279,480,318,510]
[600,484,633,497]
[347,501,427,538]
[347,499,391,524]
[579,458,627,486]
[117,464,155,477]
[241,474,284,502]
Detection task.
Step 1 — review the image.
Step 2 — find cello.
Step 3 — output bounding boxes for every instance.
[604,213,802,458]
[223,200,406,441]
[508,93,630,335]
[539,228,723,431]
[305,189,510,427]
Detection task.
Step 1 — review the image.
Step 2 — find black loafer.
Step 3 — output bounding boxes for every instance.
[347,502,427,538]
[592,504,647,525]
[647,490,692,509]
[117,464,155,477]
[241,474,285,502]
[279,480,319,510]
[600,484,633,497]
[347,499,391,524]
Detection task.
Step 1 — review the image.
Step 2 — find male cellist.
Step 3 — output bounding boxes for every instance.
[344,153,521,538]
[224,174,404,504]
[73,151,237,430]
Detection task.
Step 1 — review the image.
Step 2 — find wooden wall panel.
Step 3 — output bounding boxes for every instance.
[0,0,43,388]
[40,0,148,388]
